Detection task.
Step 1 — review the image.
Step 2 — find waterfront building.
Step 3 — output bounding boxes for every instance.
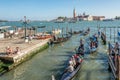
[92,16,105,21]
[77,13,105,21]
[77,14,93,21]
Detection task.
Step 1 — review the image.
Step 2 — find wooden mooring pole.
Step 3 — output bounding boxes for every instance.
[62,27,64,38]
[116,55,120,80]
[110,27,111,41]
[114,27,116,43]
[118,55,120,80]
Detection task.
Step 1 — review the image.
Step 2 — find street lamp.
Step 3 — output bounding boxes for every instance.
[22,16,30,40]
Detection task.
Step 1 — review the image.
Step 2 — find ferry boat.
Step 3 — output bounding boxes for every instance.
[103,19,114,21]
[68,20,76,23]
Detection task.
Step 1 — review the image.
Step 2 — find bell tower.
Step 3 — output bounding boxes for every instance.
[73,8,76,19]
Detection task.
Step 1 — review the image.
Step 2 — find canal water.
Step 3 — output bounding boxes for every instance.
[0,20,119,80]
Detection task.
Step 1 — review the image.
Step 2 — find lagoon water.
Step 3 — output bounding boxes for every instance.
[0,20,120,80]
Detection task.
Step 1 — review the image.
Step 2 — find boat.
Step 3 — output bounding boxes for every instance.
[82,28,90,36]
[89,35,98,53]
[68,30,83,35]
[68,20,76,23]
[61,45,84,80]
[61,56,83,80]
[90,46,97,53]
[54,20,65,23]
[83,31,89,36]
[103,19,114,21]
[33,34,52,40]
[53,34,71,44]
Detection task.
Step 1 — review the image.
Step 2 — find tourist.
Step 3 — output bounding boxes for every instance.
[93,34,98,42]
[69,58,74,66]
[80,39,84,45]
[6,46,10,55]
[71,56,76,68]
[88,27,90,32]
[90,41,94,49]
[6,46,13,55]
[67,62,74,73]
[95,41,98,48]
[53,35,57,41]
[75,56,81,68]
[98,29,101,37]
[62,59,74,75]
[14,47,20,54]
[115,42,120,54]
[78,45,84,55]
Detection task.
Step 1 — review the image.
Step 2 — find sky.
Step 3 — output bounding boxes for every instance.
[0,0,120,21]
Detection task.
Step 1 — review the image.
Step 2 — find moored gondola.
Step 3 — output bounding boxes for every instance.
[53,34,72,44]
[68,30,83,35]
[82,28,90,36]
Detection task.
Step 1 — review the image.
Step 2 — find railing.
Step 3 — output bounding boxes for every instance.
[108,55,117,78]
[108,42,120,80]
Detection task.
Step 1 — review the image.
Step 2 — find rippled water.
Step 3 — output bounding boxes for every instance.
[73,38,113,80]
[0,20,119,80]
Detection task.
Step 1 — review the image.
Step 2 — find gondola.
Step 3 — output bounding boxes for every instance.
[61,46,84,80]
[89,35,98,53]
[90,46,97,53]
[83,30,90,36]
[53,34,71,44]
[61,57,83,80]
[33,35,52,40]
[82,28,90,36]
[68,30,83,35]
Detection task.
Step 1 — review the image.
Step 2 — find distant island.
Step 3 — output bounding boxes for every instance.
[0,20,8,22]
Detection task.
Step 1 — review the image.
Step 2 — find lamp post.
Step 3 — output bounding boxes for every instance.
[23,16,29,40]
[24,16,27,39]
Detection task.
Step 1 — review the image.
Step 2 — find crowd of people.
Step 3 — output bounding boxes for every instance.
[6,46,20,55]
[64,53,83,76]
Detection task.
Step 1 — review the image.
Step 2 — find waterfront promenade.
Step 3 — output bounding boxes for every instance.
[0,38,50,64]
